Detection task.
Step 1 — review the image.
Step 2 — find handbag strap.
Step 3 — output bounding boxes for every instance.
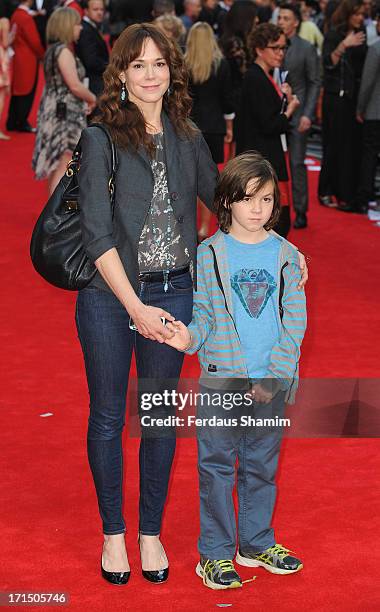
[67,123,118,214]
[89,123,118,207]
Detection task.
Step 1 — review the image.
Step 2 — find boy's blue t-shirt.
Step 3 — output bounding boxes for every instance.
[224,233,281,379]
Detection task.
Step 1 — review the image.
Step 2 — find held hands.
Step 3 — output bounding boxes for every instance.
[164,320,191,351]
[131,305,176,343]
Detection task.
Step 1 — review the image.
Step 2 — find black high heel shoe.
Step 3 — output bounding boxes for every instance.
[101,556,130,586]
[139,535,169,584]
[141,567,169,583]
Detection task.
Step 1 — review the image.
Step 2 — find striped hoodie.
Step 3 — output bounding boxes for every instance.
[185,229,307,404]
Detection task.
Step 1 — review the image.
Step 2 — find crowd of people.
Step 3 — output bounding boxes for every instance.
[1,0,379,224]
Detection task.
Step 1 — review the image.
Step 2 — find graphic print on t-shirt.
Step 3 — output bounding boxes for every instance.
[231,268,277,319]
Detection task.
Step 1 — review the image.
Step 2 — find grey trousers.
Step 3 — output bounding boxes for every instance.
[196,389,286,559]
[288,125,309,216]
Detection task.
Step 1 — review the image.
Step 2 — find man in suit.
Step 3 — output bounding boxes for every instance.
[6,0,45,132]
[278,3,320,229]
[31,0,57,47]
[76,0,109,97]
[356,37,380,210]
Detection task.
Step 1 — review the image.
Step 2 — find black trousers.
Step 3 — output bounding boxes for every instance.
[319,92,363,205]
[356,120,380,206]
[6,70,39,130]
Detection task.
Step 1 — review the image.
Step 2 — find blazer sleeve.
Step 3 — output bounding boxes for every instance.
[78,128,118,262]
[195,131,219,212]
[303,44,321,120]
[323,29,341,71]
[218,58,235,117]
[244,70,289,136]
[357,43,379,115]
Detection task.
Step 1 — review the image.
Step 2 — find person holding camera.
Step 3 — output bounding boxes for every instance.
[32,7,96,194]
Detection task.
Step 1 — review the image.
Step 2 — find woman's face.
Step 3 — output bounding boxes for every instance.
[121,38,170,108]
[73,23,82,42]
[256,34,287,70]
[349,7,365,30]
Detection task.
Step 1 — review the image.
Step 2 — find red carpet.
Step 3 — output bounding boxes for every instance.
[1,88,380,611]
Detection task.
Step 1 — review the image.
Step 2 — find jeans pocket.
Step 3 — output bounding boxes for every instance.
[169,271,193,292]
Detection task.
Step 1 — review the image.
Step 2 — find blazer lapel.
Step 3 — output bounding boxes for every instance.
[136,143,152,171]
[162,111,181,200]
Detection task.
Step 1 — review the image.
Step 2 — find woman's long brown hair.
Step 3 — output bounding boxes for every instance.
[330,0,364,33]
[95,23,197,155]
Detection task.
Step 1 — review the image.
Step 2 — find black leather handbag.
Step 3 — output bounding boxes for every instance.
[30,124,118,290]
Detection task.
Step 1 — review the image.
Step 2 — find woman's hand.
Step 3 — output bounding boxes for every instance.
[285,94,300,118]
[343,30,366,49]
[281,82,293,99]
[130,304,176,343]
[85,100,96,115]
[288,94,300,112]
[164,320,191,351]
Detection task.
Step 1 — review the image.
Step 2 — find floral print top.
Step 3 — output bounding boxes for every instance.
[138,132,190,272]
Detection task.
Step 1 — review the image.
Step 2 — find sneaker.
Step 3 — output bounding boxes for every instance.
[236,543,303,575]
[195,557,242,590]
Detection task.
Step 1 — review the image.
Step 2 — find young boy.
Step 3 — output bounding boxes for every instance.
[165,152,307,589]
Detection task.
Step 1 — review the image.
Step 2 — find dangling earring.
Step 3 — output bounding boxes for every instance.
[120,81,128,107]
[166,85,172,97]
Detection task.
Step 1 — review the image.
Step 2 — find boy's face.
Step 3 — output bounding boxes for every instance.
[229,179,274,240]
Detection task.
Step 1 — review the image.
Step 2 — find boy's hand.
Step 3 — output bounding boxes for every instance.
[164,320,191,351]
[251,383,273,404]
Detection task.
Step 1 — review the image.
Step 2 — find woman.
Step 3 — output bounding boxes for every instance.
[185,21,234,240]
[318,0,367,211]
[155,13,186,50]
[219,1,258,155]
[236,23,300,237]
[76,23,217,585]
[32,7,96,194]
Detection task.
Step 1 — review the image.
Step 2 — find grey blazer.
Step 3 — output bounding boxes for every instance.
[77,112,218,293]
[282,34,321,125]
[357,38,380,120]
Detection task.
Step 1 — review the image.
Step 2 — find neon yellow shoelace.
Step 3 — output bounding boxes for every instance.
[203,559,237,585]
[202,560,256,587]
[263,544,293,559]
